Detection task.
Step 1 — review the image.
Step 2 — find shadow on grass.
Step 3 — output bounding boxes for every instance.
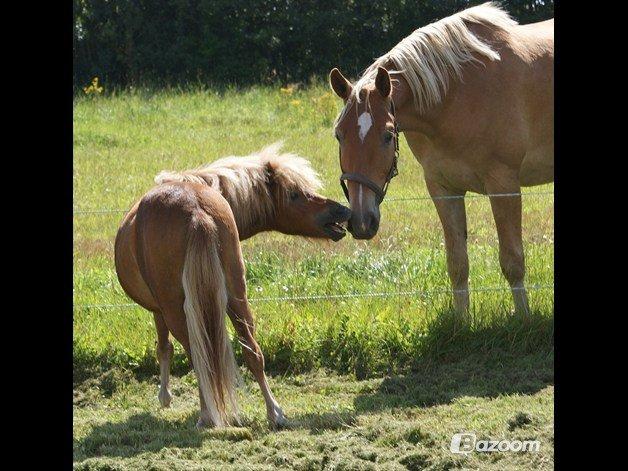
[354,351,553,413]
[75,309,553,459]
[74,412,258,461]
[354,309,554,412]
[74,412,200,460]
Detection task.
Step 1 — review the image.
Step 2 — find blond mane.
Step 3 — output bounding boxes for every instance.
[155,142,322,231]
[336,2,516,122]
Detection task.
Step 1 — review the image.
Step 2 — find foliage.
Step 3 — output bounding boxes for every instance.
[73,0,554,90]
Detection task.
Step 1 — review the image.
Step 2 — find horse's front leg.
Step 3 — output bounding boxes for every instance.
[227,296,286,428]
[485,178,530,316]
[426,180,469,314]
[222,245,286,428]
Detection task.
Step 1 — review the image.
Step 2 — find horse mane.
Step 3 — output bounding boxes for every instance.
[155,142,323,231]
[338,2,517,120]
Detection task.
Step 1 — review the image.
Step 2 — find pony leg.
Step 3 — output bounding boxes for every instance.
[153,311,174,407]
[427,180,469,314]
[486,180,530,316]
[228,296,286,428]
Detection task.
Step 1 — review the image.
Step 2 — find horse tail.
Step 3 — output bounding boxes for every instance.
[182,212,239,426]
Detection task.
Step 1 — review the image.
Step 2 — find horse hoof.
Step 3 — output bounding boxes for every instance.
[269,406,287,429]
[196,417,209,430]
[158,388,172,408]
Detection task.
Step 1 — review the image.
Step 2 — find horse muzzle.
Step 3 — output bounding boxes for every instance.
[347,209,380,240]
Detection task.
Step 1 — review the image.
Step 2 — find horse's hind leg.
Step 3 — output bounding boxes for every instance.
[153,311,174,407]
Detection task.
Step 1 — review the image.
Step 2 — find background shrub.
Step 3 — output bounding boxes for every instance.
[73,0,554,90]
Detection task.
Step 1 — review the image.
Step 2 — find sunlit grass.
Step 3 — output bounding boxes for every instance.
[73,84,554,470]
[74,84,553,377]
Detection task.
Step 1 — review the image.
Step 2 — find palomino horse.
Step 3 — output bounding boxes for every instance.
[114,144,350,428]
[329,2,553,314]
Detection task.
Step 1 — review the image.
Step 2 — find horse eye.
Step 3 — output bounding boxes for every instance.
[383,132,393,144]
[335,131,341,141]
[290,191,300,201]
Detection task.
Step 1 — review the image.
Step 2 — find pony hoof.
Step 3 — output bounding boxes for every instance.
[196,417,209,430]
[158,388,172,408]
[269,407,287,429]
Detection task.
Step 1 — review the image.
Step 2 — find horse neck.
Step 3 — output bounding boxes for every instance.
[215,178,275,241]
[391,74,442,137]
[236,219,271,241]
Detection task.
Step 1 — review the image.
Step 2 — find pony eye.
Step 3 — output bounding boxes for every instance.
[289,191,300,201]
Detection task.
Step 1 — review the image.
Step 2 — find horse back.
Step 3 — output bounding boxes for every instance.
[427,19,554,188]
[118,182,240,314]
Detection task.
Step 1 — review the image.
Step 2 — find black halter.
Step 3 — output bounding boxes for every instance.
[339,100,400,204]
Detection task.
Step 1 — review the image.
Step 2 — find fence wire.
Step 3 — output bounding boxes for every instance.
[74,189,553,311]
[73,283,554,310]
[73,190,554,215]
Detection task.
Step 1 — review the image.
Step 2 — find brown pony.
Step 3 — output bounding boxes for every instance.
[114,143,350,428]
[329,3,553,314]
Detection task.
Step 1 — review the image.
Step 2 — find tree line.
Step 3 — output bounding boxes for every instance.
[74,0,554,90]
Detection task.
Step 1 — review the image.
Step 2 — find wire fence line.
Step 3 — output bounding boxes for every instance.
[73,283,554,310]
[73,190,554,215]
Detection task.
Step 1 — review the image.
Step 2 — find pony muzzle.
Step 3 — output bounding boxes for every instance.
[319,202,352,241]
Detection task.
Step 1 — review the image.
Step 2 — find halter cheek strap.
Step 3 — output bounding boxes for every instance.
[339,100,400,204]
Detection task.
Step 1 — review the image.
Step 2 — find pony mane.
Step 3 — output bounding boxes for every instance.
[155,142,323,231]
[337,2,516,121]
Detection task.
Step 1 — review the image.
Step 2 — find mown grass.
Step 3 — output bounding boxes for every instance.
[74,84,553,469]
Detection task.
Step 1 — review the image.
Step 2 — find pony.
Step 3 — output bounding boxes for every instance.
[328,2,553,315]
[114,143,351,428]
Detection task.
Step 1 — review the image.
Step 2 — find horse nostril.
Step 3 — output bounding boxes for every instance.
[368,212,379,233]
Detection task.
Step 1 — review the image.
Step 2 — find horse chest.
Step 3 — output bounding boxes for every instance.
[404,132,486,193]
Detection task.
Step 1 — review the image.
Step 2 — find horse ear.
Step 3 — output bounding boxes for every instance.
[264,161,278,189]
[375,66,391,98]
[329,68,352,100]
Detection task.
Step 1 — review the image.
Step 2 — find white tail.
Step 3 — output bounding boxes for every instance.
[182,213,239,426]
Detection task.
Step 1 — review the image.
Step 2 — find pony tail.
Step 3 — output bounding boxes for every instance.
[182,213,239,426]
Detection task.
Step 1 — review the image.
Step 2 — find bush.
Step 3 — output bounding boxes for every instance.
[73,0,554,90]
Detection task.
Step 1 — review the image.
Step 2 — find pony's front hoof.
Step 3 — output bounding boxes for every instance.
[158,388,172,408]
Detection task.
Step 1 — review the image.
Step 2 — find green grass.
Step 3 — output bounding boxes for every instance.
[74,84,553,469]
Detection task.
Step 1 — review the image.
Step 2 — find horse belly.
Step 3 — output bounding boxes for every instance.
[520,144,554,186]
[114,206,160,312]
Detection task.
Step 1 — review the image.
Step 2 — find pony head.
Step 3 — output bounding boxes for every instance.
[156,143,351,241]
[262,147,351,241]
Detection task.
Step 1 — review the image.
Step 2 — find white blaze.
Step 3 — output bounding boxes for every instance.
[357,184,363,211]
[357,112,373,143]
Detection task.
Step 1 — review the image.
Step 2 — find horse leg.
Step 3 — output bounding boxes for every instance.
[426,180,469,314]
[227,296,286,428]
[159,303,213,428]
[153,311,174,407]
[486,179,530,316]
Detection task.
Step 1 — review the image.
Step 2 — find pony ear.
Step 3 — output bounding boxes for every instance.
[264,161,278,189]
[375,66,391,98]
[329,68,352,100]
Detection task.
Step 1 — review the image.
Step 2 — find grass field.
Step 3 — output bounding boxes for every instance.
[73,84,554,469]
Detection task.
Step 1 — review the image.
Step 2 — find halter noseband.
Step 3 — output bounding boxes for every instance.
[339,100,400,204]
